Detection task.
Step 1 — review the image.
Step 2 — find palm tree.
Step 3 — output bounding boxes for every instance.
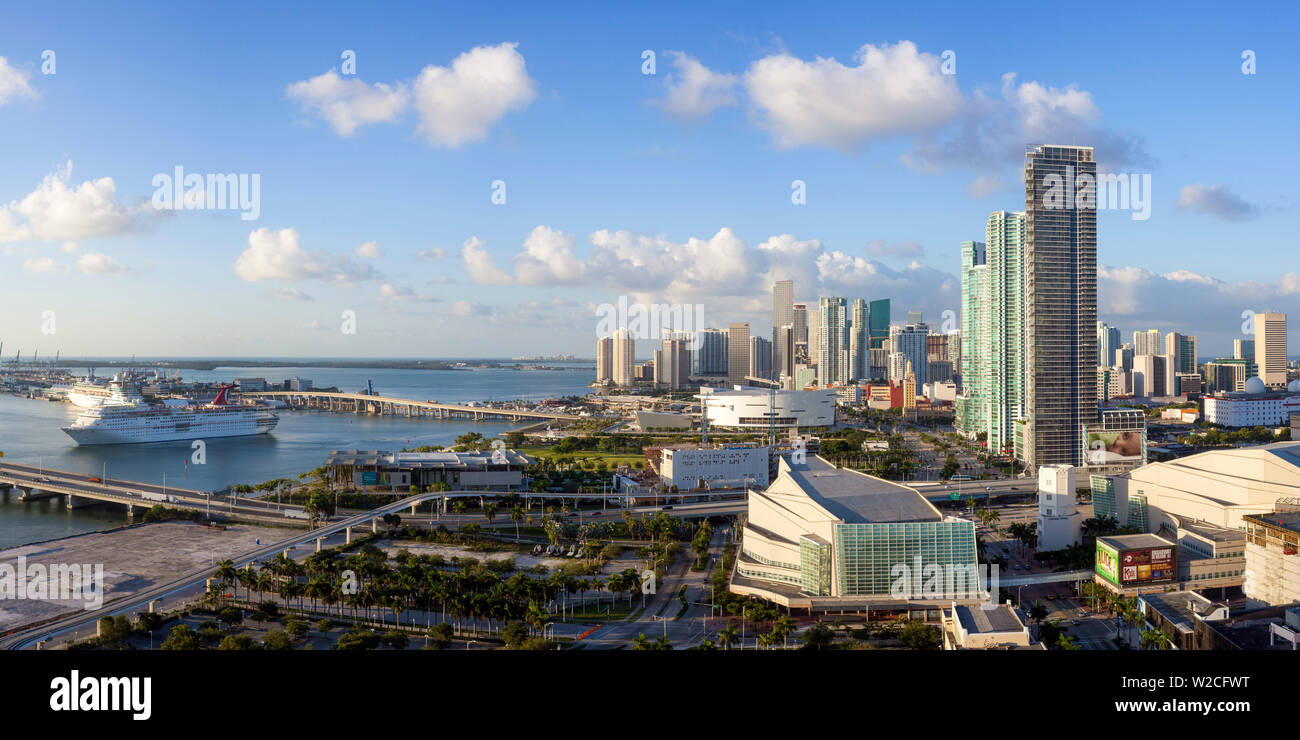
[213,560,237,603]
[718,621,739,650]
[483,502,498,527]
[452,500,466,527]
[510,505,525,541]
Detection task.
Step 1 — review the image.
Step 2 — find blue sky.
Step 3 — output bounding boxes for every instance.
[0,0,1297,358]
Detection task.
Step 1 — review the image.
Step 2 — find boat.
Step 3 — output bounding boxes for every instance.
[62,385,278,445]
[66,373,146,409]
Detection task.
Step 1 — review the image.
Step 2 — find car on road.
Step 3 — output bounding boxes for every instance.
[88,477,102,483]
[1078,609,1087,617]
[1071,619,1081,626]
[40,477,52,483]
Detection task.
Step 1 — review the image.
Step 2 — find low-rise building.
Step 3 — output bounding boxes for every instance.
[324,449,533,491]
[1243,500,1300,607]
[941,602,1042,650]
[1202,378,1300,427]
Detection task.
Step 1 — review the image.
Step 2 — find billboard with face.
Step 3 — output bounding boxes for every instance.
[1084,429,1146,464]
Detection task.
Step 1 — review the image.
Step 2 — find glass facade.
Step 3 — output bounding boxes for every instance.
[799,536,832,596]
[1127,493,1149,532]
[1091,475,1117,521]
[832,520,978,596]
[869,299,890,349]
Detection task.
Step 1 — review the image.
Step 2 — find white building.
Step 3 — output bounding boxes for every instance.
[1202,378,1300,427]
[1037,465,1082,551]
[1243,502,1300,607]
[698,386,836,430]
[660,445,769,490]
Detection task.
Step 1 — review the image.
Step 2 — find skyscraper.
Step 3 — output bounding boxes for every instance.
[895,322,930,392]
[956,239,988,440]
[749,336,772,380]
[1022,145,1097,470]
[1097,321,1120,368]
[698,328,729,375]
[774,325,794,384]
[869,299,890,349]
[1133,329,1161,357]
[1254,311,1287,387]
[956,211,1027,452]
[596,336,613,384]
[772,279,794,377]
[728,322,750,385]
[1164,331,1197,395]
[807,307,820,371]
[849,298,868,381]
[612,328,636,387]
[817,297,848,385]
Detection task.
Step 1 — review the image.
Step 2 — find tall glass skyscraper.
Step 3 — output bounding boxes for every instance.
[869,298,890,349]
[849,298,868,381]
[817,297,848,385]
[987,211,1027,451]
[1022,145,1098,470]
[956,240,988,440]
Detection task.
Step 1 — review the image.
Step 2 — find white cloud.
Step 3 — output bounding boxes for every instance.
[460,236,513,285]
[233,227,378,285]
[0,57,38,107]
[0,161,140,242]
[654,51,738,118]
[864,239,925,259]
[512,225,586,285]
[355,240,383,258]
[378,282,437,303]
[743,41,963,150]
[906,72,1149,173]
[450,299,478,317]
[76,252,128,275]
[22,256,64,273]
[964,174,1012,198]
[271,286,312,301]
[1176,184,1259,221]
[412,42,536,148]
[417,247,448,260]
[286,70,408,136]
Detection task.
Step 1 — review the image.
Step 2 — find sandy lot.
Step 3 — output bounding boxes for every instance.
[373,540,575,571]
[0,521,284,630]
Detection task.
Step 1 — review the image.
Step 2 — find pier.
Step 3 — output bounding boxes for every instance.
[242,391,581,422]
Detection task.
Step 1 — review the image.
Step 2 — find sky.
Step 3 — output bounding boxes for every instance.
[0,0,1297,359]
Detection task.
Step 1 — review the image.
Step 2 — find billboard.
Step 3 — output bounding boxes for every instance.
[1096,541,1120,585]
[1118,546,1176,586]
[1084,429,1146,465]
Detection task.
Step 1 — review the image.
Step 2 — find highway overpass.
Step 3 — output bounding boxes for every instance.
[243,391,582,422]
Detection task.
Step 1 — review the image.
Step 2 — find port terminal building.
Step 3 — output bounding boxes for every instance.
[324,449,533,492]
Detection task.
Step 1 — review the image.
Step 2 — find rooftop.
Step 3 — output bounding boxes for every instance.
[1138,591,1220,634]
[953,603,1026,635]
[1097,533,1176,551]
[782,456,941,524]
[325,449,533,468]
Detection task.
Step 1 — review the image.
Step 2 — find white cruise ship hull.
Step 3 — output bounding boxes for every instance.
[62,408,278,446]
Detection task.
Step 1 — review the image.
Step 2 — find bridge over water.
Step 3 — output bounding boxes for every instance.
[242,391,582,422]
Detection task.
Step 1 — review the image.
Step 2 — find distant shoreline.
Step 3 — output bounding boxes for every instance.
[46,359,595,372]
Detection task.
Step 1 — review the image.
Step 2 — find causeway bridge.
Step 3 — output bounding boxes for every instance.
[0,461,301,522]
[242,391,581,422]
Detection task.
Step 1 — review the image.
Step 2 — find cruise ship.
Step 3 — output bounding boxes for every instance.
[65,375,146,409]
[62,385,278,445]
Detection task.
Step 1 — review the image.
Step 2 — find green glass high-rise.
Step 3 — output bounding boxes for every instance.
[869,299,890,349]
[956,211,1026,453]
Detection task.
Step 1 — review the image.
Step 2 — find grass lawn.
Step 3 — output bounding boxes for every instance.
[517,446,644,467]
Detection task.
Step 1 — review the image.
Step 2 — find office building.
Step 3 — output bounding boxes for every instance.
[1134,329,1161,357]
[727,323,750,386]
[654,335,692,389]
[806,307,820,371]
[817,297,848,385]
[749,336,772,381]
[1202,379,1300,427]
[595,336,613,384]
[325,449,533,492]
[894,322,930,392]
[1243,502,1300,606]
[772,279,794,377]
[1165,332,1198,395]
[1133,353,1167,398]
[612,328,636,387]
[697,327,729,376]
[1204,358,1251,393]
[1255,312,1288,388]
[850,298,868,381]
[869,298,890,349]
[660,445,771,491]
[774,325,794,386]
[1115,344,1134,371]
[956,239,989,440]
[1097,322,1120,368]
[1234,338,1256,362]
[792,304,809,345]
[1022,145,1098,470]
